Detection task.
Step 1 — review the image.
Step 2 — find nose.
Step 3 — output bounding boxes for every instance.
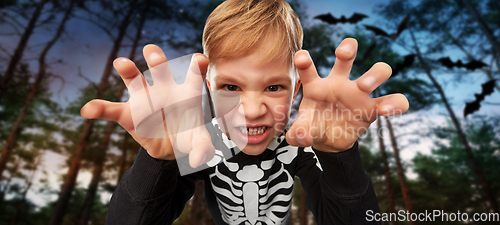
[238,92,267,120]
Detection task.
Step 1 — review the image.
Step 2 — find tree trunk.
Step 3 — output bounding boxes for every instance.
[409,29,499,215]
[0,0,47,101]
[185,181,215,225]
[75,6,147,224]
[49,2,137,224]
[299,186,308,225]
[0,0,74,181]
[9,155,41,225]
[74,123,112,225]
[376,116,397,225]
[117,133,128,185]
[386,118,416,225]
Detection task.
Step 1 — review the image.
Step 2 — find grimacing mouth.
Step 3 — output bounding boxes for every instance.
[237,126,269,135]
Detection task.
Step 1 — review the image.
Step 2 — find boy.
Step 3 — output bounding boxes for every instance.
[81,0,409,224]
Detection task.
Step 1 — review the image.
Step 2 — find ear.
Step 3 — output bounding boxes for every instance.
[293,79,301,100]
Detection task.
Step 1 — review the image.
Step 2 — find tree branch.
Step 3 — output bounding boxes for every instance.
[2,13,26,31]
[0,45,12,57]
[48,73,67,96]
[72,14,115,41]
[77,67,99,91]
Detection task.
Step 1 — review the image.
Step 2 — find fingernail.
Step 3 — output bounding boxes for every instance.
[363,76,376,88]
[337,44,353,54]
[381,105,394,114]
[205,152,214,163]
[298,138,308,146]
[149,52,161,61]
[113,58,127,68]
[296,51,311,62]
[191,54,199,67]
[199,152,209,166]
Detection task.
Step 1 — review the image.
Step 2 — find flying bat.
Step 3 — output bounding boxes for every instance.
[392,54,416,77]
[464,79,497,117]
[314,12,368,25]
[359,42,377,63]
[437,57,488,71]
[363,14,410,41]
[354,42,378,67]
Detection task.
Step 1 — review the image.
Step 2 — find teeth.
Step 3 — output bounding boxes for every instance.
[239,126,266,135]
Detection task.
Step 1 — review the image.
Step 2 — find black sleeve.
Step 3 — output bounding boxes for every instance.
[295,142,381,225]
[105,147,197,225]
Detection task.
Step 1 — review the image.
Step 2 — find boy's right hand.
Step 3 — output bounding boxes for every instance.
[80,45,215,168]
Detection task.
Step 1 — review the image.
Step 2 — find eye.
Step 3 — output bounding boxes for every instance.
[222,84,241,91]
[265,85,283,92]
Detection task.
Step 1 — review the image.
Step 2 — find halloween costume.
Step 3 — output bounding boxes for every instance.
[106,120,381,225]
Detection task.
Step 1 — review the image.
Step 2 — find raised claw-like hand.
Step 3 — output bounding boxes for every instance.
[81,44,215,168]
[286,38,409,152]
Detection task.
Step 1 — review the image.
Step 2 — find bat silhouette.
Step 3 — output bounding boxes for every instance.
[437,57,488,71]
[464,79,496,117]
[314,12,368,25]
[392,54,416,77]
[354,42,377,67]
[363,14,410,40]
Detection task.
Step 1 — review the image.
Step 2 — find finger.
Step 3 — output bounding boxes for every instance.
[357,62,392,94]
[143,44,173,84]
[286,103,316,147]
[143,44,168,67]
[195,53,209,78]
[287,119,314,147]
[294,50,320,85]
[81,99,134,130]
[185,53,209,87]
[189,136,215,168]
[113,57,142,87]
[330,38,358,78]
[375,93,409,117]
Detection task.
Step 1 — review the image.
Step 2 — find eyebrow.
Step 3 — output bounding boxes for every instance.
[214,73,292,86]
[214,73,242,85]
[265,74,292,84]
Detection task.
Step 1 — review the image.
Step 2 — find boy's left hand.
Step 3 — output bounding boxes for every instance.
[286,38,409,152]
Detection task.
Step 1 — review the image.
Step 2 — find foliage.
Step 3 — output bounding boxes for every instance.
[410,117,500,223]
[0,0,499,224]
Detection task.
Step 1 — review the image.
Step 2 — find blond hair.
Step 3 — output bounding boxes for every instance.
[203,0,303,67]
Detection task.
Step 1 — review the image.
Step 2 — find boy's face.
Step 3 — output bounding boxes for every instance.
[208,52,301,156]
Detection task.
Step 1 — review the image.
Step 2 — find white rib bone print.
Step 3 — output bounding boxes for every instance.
[208,145,298,225]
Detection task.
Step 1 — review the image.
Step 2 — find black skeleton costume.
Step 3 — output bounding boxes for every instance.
[106,119,381,225]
